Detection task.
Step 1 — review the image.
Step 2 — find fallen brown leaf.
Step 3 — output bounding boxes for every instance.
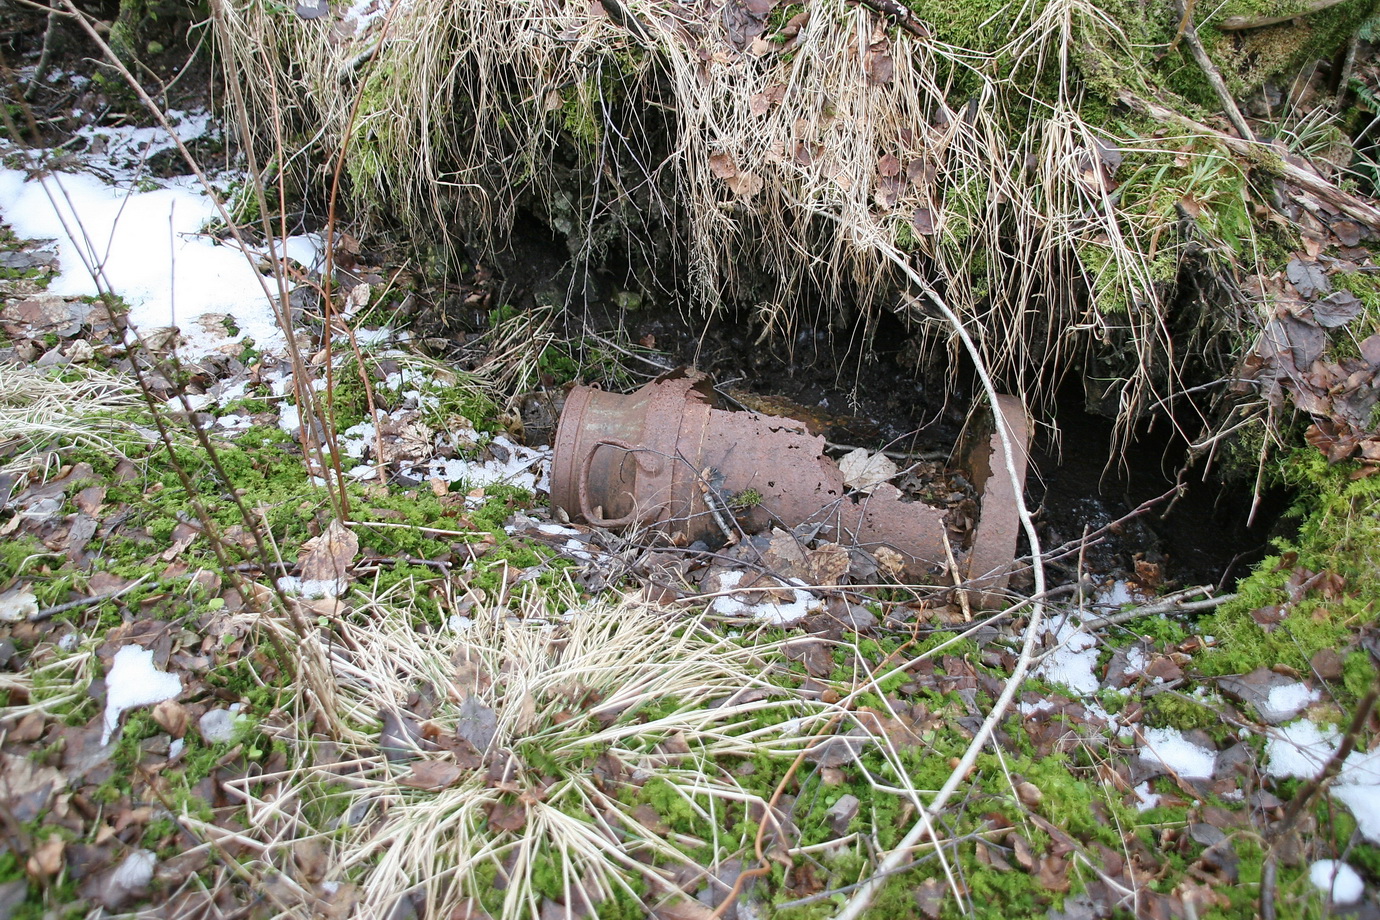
[399,760,465,791]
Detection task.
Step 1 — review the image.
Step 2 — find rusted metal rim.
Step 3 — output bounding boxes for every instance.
[962,394,1031,608]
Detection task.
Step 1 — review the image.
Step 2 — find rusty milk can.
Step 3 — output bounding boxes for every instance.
[550,370,1029,597]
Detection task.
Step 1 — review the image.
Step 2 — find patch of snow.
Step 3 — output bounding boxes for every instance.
[1095,580,1134,608]
[1307,860,1364,904]
[279,403,301,435]
[70,109,213,177]
[563,539,593,562]
[342,0,394,32]
[216,414,253,431]
[0,587,38,622]
[109,849,157,891]
[276,233,324,273]
[538,523,582,537]
[1332,785,1380,843]
[58,633,79,652]
[102,646,181,746]
[1138,727,1216,780]
[1132,781,1160,812]
[1123,646,1148,675]
[708,570,822,625]
[168,738,184,758]
[1263,681,1319,722]
[408,437,550,497]
[1034,618,1100,696]
[0,168,289,358]
[448,615,473,632]
[1264,721,1339,780]
[276,576,347,599]
[1266,721,1380,843]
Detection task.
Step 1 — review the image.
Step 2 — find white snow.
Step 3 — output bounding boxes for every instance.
[198,707,244,744]
[538,523,583,537]
[1132,781,1160,812]
[109,849,157,891]
[0,587,38,622]
[102,646,181,746]
[1137,726,1216,780]
[1265,721,1340,780]
[1034,618,1100,696]
[408,437,551,496]
[708,570,822,625]
[71,109,212,175]
[1264,681,1318,719]
[1123,646,1148,675]
[1266,720,1380,843]
[1307,860,1364,904]
[1332,785,1380,843]
[0,168,289,357]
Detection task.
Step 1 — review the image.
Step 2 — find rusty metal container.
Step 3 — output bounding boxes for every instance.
[551,371,1029,599]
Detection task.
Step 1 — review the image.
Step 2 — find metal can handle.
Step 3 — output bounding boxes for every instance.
[578,437,663,528]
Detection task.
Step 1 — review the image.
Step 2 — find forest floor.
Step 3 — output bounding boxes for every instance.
[1,40,1380,920]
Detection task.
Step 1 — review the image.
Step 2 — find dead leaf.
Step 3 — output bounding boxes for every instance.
[875,546,904,579]
[75,485,106,516]
[911,207,935,235]
[1312,290,1362,328]
[725,171,764,198]
[806,543,850,585]
[487,800,528,833]
[839,448,897,493]
[399,760,465,791]
[0,752,64,821]
[709,152,737,179]
[1331,219,1363,247]
[160,522,199,562]
[914,877,946,919]
[456,696,498,752]
[27,835,65,878]
[866,45,894,85]
[1035,854,1070,892]
[1286,258,1329,299]
[299,520,358,591]
[878,153,901,177]
[151,700,188,738]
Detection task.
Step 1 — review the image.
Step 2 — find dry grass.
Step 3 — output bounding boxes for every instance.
[207,0,1250,443]
[0,363,145,477]
[228,580,837,919]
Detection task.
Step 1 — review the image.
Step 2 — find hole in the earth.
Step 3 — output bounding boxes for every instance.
[596,305,1290,594]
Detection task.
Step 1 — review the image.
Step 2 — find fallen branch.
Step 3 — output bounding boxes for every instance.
[1081,588,1238,629]
[30,574,151,622]
[1172,0,1254,140]
[1119,91,1380,230]
[1219,0,1348,30]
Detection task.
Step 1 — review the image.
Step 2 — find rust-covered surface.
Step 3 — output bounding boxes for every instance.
[551,371,1030,601]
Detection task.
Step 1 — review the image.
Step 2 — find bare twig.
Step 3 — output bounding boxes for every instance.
[1171,0,1254,140]
[30,574,152,622]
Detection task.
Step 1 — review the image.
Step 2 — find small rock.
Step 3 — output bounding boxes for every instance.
[198,708,239,744]
[825,793,860,835]
[1310,648,1346,681]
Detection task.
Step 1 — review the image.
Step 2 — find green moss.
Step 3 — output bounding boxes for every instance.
[1143,693,1220,732]
[1201,451,1380,693]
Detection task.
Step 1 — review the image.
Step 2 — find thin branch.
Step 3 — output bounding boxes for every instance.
[1172,0,1254,141]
